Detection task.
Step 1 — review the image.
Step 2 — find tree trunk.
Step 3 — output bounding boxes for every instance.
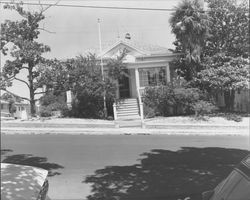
[30,90,36,117]
[28,64,36,117]
[224,90,235,112]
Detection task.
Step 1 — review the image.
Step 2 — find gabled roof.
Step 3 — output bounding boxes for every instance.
[100,39,172,57]
[0,90,29,104]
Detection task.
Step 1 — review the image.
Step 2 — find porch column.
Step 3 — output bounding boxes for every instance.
[115,80,119,99]
[166,63,171,83]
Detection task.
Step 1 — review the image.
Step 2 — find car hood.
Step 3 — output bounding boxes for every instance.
[1,163,48,200]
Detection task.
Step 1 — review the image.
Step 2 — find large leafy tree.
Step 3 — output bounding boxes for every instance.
[38,54,126,118]
[169,0,210,80]
[1,3,52,116]
[196,55,249,111]
[197,0,250,111]
[204,0,249,57]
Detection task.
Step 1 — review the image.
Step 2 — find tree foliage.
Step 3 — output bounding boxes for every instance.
[38,53,126,118]
[170,0,249,112]
[197,55,249,91]
[196,55,249,111]
[198,0,249,111]
[204,0,249,57]
[1,3,52,116]
[169,0,210,80]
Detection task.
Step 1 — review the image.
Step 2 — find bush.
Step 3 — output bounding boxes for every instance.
[39,106,53,117]
[143,84,214,117]
[192,100,217,117]
[143,85,175,117]
[70,93,114,119]
[143,104,157,118]
[39,92,69,117]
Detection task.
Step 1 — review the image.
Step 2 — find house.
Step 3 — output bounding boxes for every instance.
[0,100,11,117]
[0,91,30,119]
[96,36,179,126]
[13,102,30,119]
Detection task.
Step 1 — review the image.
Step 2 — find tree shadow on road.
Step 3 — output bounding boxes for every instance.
[84,147,249,200]
[1,149,64,177]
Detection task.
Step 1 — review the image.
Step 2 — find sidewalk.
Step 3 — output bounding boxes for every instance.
[1,117,249,136]
[1,127,249,136]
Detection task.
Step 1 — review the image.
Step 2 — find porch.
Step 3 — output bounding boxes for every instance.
[113,63,171,128]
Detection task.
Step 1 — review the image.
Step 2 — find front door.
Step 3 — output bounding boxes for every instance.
[119,70,130,98]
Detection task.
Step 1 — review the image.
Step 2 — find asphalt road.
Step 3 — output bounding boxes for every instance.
[1,134,249,200]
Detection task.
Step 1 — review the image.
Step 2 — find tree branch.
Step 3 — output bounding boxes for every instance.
[34,91,46,95]
[40,0,61,14]
[22,66,29,70]
[14,77,30,88]
[38,27,56,34]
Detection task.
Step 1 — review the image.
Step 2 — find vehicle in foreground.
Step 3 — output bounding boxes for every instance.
[1,163,50,200]
[202,154,250,200]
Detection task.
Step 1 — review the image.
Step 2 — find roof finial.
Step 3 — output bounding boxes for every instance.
[125,33,131,40]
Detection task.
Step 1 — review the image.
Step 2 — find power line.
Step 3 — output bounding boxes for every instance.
[0,1,177,11]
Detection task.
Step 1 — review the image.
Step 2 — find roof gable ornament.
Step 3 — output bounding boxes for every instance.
[125,33,131,40]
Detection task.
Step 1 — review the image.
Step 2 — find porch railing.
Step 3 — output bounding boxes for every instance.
[137,88,144,126]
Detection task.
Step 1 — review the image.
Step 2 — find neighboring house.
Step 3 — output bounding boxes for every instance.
[0,91,30,119]
[0,100,11,117]
[14,102,30,119]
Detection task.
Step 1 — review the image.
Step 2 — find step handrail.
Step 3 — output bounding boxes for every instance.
[113,100,118,121]
[137,88,144,123]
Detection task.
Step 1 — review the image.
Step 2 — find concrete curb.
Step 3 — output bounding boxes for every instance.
[2,122,248,128]
[1,127,249,136]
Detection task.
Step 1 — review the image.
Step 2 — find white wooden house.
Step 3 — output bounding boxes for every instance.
[97,38,179,126]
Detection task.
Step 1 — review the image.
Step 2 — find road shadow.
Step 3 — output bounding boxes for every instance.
[84,147,249,200]
[1,149,64,177]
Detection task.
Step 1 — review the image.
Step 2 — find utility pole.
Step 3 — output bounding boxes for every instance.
[97,18,107,118]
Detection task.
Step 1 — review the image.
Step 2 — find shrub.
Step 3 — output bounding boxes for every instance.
[39,106,53,117]
[143,84,214,117]
[143,104,157,118]
[39,92,69,117]
[143,85,175,117]
[192,100,217,117]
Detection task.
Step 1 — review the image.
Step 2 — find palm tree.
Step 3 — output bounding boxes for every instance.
[170,0,210,80]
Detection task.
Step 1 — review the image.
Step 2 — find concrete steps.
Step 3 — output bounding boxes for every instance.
[115,98,142,128]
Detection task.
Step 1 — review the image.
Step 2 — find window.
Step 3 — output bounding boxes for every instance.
[139,67,166,87]
[1,104,4,110]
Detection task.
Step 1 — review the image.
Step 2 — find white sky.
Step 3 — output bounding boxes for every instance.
[0,0,181,98]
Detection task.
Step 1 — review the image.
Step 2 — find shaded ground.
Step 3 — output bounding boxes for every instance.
[85,147,249,200]
[1,149,64,177]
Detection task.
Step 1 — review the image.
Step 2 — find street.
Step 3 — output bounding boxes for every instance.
[1,134,249,200]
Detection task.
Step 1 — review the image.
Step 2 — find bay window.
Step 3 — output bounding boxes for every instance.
[139,67,166,87]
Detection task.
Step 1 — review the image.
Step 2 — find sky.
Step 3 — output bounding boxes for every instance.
[0,0,181,99]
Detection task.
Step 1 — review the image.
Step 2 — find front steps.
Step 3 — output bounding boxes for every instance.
[114,98,143,128]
